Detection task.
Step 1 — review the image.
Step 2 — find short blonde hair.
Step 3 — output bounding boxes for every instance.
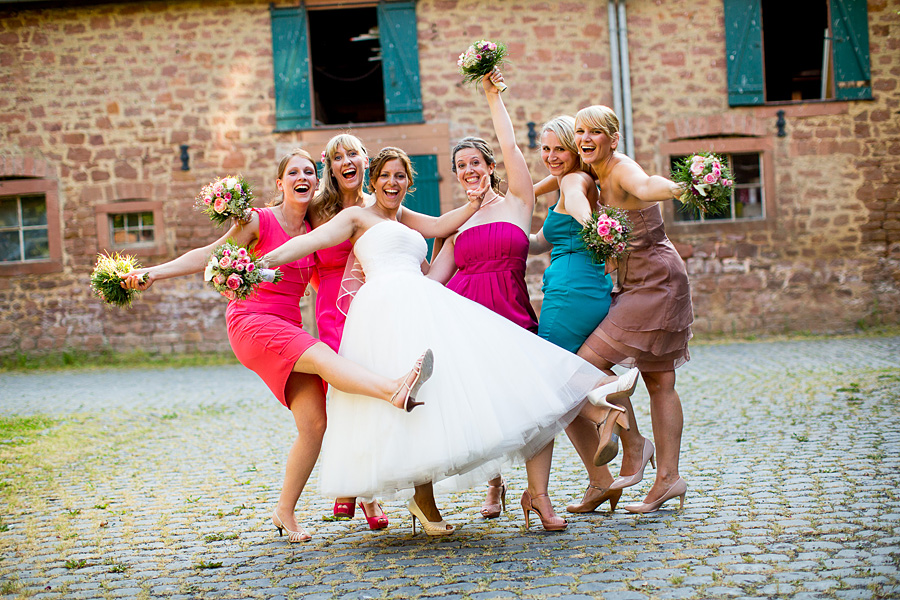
[541,115,591,175]
[574,105,620,139]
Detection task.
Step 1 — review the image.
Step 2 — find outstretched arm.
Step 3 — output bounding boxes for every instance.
[264,209,357,268]
[559,173,595,226]
[534,174,559,198]
[617,162,682,202]
[399,186,482,239]
[483,71,534,209]
[122,215,259,291]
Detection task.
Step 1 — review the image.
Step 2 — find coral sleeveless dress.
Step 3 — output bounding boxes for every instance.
[537,207,613,353]
[226,208,319,407]
[313,239,353,352]
[585,203,693,371]
[446,222,538,333]
[318,220,606,499]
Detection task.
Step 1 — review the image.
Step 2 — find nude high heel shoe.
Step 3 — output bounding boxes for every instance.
[609,437,655,490]
[623,478,687,514]
[408,498,454,536]
[391,349,434,412]
[593,407,631,467]
[585,367,639,409]
[272,510,312,543]
[480,479,507,519]
[520,490,567,531]
[566,483,623,514]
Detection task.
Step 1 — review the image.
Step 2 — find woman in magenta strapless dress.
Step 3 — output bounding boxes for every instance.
[429,70,573,529]
[121,150,433,543]
[309,133,483,528]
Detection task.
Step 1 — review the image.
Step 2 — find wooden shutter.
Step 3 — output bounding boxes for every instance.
[271,6,312,130]
[723,0,764,106]
[830,0,871,100]
[406,154,440,254]
[377,1,424,123]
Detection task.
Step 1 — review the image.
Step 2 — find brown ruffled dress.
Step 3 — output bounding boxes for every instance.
[584,203,693,372]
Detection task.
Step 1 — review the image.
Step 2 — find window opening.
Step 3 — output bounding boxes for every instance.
[762,0,832,101]
[110,211,155,247]
[0,194,49,262]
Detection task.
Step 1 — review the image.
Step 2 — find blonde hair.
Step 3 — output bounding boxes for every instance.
[311,133,369,221]
[451,136,501,192]
[269,148,316,207]
[541,115,592,176]
[574,105,620,140]
[368,147,416,196]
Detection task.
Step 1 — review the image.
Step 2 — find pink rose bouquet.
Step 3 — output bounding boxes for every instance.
[671,152,734,216]
[579,206,632,264]
[195,175,254,226]
[458,39,508,92]
[204,241,282,301]
[89,252,147,308]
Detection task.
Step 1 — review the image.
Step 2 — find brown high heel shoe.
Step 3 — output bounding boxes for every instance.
[520,490,567,531]
[480,479,507,519]
[593,408,631,467]
[566,483,622,514]
[391,349,434,412]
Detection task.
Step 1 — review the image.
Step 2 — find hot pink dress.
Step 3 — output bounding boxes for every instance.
[226,208,319,407]
[312,240,353,353]
[446,222,538,333]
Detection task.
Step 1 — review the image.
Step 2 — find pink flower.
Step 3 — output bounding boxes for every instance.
[203,196,212,205]
[224,192,232,201]
[475,54,482,60]
[616,242,626,252]
[214,183,224,195]
[703,172,718,185]
[223,249,231,256]
[234,183,242,195]
[234,262,244,272]
[602,234,615,244]
[237,248,247,257]
[222,289,236,301]
[226,273,242,290]
[723,179,732,187]
[214,197,227,213]
[246,262,255,273]
[219,256,232,269]
[597,223,610,236]
[615,224,623,233]
[691,154,704,163]
[690,162,704,176]
[213,274,225,285]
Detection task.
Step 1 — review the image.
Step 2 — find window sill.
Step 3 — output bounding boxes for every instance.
[0,260,63,276]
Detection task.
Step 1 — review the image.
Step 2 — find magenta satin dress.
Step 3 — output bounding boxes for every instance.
[313,239,353,352]
[226,208,319,408]
[447,221,538,333]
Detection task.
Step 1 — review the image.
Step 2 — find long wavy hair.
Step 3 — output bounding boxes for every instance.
[451,136,501,192]
[368,147,416,197]
[541,115,593,176]
[310,133,369,222]
[268,148,316,207]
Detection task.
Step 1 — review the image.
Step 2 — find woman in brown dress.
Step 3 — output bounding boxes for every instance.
[571,105,691,513]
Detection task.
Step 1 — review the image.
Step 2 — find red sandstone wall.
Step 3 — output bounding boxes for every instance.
[0,0,897,358]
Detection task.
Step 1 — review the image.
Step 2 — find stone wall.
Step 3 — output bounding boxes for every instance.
[0,0,897,357]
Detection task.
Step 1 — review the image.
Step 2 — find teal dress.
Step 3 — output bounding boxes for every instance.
[537,208,614,353]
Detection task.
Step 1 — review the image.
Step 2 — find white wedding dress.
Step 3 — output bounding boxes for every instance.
[318,220,606,499]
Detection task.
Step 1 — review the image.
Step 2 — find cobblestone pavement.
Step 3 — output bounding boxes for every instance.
[0,336,898,600]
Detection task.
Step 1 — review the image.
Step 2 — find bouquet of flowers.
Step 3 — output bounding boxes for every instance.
[195,175,254,226]
[458,39,508,92]
[90,252,147,308]
[579,207,632,264]
[671,152,734,216]
[204,241,282,301]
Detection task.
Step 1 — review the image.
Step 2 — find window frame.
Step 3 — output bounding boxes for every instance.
[95,200,166,258]
[0,178,62,276]
[661,138,776,234]
[270,0,424,131]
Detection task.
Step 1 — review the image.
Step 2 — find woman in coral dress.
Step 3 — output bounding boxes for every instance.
[309,133,482,528]
[265,146,635,536]
[121,150,430,542]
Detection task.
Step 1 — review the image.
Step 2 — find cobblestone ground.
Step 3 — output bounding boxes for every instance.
[0,336,898,600]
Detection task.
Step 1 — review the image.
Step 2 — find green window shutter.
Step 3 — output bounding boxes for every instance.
[406,154,440,255]
[271,6,312,130]
[830,0,871,100]
[723,0,764,106]
[377,1,424,124]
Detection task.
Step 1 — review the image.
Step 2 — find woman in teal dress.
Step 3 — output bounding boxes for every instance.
[531,116,633,514]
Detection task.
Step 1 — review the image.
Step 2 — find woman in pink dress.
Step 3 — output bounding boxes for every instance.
[121,149,433,542]
[428,70,626,530]
[309,133,483,528]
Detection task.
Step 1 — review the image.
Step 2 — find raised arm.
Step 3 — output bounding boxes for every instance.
[617,162,682,203]
[534,174,560,198]
[122,215,259,291]
[264,208,358,268]
[482,71,533,209]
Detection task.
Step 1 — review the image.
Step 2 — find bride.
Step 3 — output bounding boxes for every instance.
[263,146,637,535]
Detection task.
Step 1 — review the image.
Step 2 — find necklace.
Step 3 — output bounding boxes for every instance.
[480,190,502,208]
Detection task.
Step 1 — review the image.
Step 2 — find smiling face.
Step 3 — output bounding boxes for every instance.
[276,155,318,205]
[374,158,410,209]
[330,143,368,193]
[454,148,494,192]
[541,130,579,177]
[574,105,620,167]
